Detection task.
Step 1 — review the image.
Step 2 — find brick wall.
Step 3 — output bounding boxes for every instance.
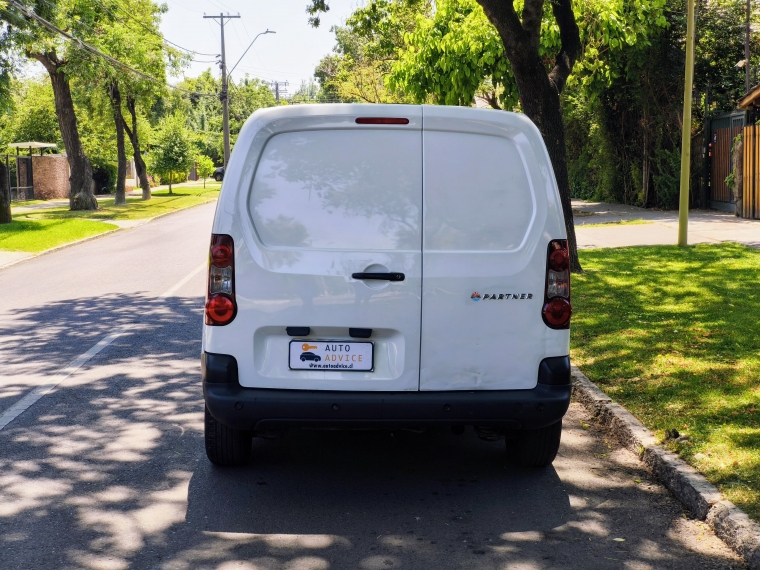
[32,155,70,200]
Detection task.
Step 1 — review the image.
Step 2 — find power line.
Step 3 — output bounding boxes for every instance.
[7,0,216,98]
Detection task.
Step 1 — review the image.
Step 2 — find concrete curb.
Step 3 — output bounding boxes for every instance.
[571,365,760,568]
[0,198,217,271]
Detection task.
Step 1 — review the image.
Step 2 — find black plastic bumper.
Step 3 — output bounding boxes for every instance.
[202,353,572,432]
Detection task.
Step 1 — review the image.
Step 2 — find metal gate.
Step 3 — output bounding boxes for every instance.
[707,111,747,211]
[12,156,34,201]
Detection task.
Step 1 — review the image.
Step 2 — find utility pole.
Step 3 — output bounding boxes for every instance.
[678,0,696,247]
[269,80,288,103]
[747,0,752,93]
[204,12,240,168]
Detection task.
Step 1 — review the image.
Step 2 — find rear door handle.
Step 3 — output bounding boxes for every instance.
[351,272,405,282]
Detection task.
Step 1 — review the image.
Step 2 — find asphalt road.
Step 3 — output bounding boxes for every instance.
[0,202,746,569]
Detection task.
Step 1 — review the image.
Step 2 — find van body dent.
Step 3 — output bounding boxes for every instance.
[202,104,572,467]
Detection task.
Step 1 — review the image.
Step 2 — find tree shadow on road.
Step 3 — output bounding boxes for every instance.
[0,294,746,570]
[0,293,202,413]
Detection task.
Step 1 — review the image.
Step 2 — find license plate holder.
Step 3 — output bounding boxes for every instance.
[289,340,374,372]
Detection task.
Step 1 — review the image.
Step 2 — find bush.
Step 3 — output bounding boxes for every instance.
[91,161,117,194]
[165,171,187,184]
[652,147,681,209]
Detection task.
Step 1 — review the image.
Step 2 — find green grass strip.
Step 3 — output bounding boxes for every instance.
[580,219,652,228]
[0,219,118,252]
[19,185,220,222]
[572,243,760,521]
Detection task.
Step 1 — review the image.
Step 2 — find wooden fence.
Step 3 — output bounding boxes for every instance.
[743,125,760,219]
[713,121,741,203]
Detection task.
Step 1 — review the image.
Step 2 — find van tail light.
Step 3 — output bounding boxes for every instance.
[542,239,571,329]
[205,234,237,326]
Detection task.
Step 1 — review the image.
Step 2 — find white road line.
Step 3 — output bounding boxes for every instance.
[0,262,208,431]
[159,262,206,298]
[0,324,134,431]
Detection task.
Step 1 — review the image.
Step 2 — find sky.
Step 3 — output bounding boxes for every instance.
[158,0,360,93]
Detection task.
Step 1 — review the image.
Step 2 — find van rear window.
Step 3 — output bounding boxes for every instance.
[249,129,421,250]
[424,131,534,251]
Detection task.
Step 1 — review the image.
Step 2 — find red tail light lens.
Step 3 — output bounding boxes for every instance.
[205,234,236,326]
[542,239,571,329]
[543,298,572,328]
[206,295,235,324]
[548,248,569,272]
[211,243,233,267]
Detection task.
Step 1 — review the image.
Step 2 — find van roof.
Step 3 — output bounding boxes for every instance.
[243,103,539,134]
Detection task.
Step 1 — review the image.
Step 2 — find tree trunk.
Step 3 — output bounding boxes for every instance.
[169,171,173,194]
[476,0,583,272]
[0,159,11,224]
[31,51,98,211]
[124,96,151,200]
[108,81,127,205]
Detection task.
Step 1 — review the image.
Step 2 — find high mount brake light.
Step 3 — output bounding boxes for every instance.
[205,234,236,326]
[542,239,571,329]
[355,117,410,125]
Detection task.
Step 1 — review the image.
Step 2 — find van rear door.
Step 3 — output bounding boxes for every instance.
[419,106,562,391]
[239,107,423,391]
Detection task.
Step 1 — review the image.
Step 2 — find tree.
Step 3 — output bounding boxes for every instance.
[172,70,275,163]
[148,113,192,194]
[0,77,62,148]
[561,0,748,210]
[196,154,214,188]
[2,0,99,210]
[124,94,155,200]
[471,0,662,265]
[78,0,178,204]
[313,0,432,103]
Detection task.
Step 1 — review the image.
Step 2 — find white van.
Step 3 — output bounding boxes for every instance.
[202,104,572,468]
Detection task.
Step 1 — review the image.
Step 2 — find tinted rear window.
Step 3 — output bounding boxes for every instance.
[249,129,421,250]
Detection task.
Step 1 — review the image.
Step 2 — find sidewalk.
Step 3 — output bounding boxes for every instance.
[573,200,760,249]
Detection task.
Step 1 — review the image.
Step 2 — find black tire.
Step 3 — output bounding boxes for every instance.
[510,420,562,468]
[204,406,252,466]
[214,174,223,182]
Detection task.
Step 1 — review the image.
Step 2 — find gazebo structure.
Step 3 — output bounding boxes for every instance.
[4,142,65,201]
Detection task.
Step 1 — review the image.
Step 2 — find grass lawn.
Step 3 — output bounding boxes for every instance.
[15,184,220,222]
[0,219,118,252]
[2,184,219,253]
[572,243,760,520]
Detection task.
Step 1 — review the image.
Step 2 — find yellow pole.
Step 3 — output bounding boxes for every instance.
[678,0,696,247]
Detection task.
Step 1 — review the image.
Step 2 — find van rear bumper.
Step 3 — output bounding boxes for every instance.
[202,353,571,432]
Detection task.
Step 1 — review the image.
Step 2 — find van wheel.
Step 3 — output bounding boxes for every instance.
[204,406,252,466]
[510,420,562,468]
